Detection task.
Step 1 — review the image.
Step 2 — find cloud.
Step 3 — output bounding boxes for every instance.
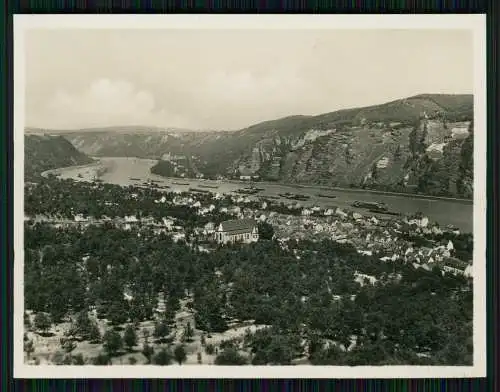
[38,78,191,129]
[26,29,473,131]
[202,67,308,104]
[193,67,317,129]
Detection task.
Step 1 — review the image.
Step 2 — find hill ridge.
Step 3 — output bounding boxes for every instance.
[26,93,474,199]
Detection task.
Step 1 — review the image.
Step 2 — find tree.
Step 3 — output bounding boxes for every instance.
[142,342,155,364]
[215,348,247,365]
[310,345,345,365]
[88,321,102,343]
[34,312,51,334]
[174,345,187,365]
[205,344,215,355]
[408,127,418,157]
[107,300,129,326]
[371,163,379,180]
[153,319,170,343]
[24,312,32,330]
[182,322,194,343]
[153,347,173,365]
[24,339,35,360]
[193,287,228,333]
[249,331,301,365]
[123,325,138,351]
[393,145,402,160]
[75,310,92,339]
[164,308,177,327]
[257,222,274,241]
[306,332,324,360]
[102,330,123,357]
[60,337,77,354]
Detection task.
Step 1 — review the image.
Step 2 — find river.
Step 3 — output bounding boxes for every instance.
[46,157,474,233]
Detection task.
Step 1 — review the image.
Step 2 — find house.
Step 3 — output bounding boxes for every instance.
[440,257,469,276]
[74,214,88,222]
[215,218,259,244]
[324,208,334,216]
[172,233,186,243]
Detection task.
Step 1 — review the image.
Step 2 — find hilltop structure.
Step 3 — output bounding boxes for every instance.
[215,219,259,244]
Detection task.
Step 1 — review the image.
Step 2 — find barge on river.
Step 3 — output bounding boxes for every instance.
[317,193,337,199]
[279,192,310,201]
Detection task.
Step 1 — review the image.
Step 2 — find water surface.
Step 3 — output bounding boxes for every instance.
[50,157,474,233]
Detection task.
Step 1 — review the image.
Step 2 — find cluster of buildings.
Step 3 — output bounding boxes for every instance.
[28,185,472,278]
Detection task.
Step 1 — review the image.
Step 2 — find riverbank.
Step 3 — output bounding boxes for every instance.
[43,157,472,204]
[39,156,474,232]
[224,179,473,204]
[41,159,100,178]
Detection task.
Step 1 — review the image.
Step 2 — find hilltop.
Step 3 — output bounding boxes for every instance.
[24,134,94,180]
[24,125,207,135]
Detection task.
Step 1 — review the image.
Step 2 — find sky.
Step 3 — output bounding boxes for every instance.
[24,29,473,130]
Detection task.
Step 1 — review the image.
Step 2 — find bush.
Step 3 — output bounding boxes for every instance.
[51,351,65,365]
[34,313,51,334]
[124,324,138,351]
[215,348,247,365]
[142,343,155,363]
[102,330,123,357]
[93,353,111,365]
[72,354,85,365]
[128,357,138,365]
[153,348,173,365]
[174,345,187,365]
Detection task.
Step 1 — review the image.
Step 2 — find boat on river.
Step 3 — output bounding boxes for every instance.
[189,187,211,193]
[352,200,388,211]
[234,186,263,195]
[369,209,401,216]
[317,193,337,199]
[279,192,310,201]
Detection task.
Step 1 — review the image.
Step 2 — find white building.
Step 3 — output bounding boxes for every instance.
[214,219,259,244]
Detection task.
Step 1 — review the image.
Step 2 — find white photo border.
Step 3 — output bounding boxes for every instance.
[13,13,487,379]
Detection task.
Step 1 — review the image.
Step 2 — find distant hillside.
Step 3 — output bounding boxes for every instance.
[25,134,94,180]
[24,125,205,135]
[65,130,219,159]
[56,93,474,198]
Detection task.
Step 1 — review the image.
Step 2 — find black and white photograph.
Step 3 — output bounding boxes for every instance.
[14,15,487,378]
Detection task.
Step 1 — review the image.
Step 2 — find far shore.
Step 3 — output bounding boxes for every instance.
[40,156,473,205]
[225,179,473,205]
[41,159,100,177]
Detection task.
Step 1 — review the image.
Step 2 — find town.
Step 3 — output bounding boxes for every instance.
[23,176,473,366]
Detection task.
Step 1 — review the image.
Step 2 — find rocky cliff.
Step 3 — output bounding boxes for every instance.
[225,116,473,199]
[48,93,473,198]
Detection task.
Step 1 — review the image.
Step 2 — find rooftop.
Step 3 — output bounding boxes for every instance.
[219,218,257,233]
